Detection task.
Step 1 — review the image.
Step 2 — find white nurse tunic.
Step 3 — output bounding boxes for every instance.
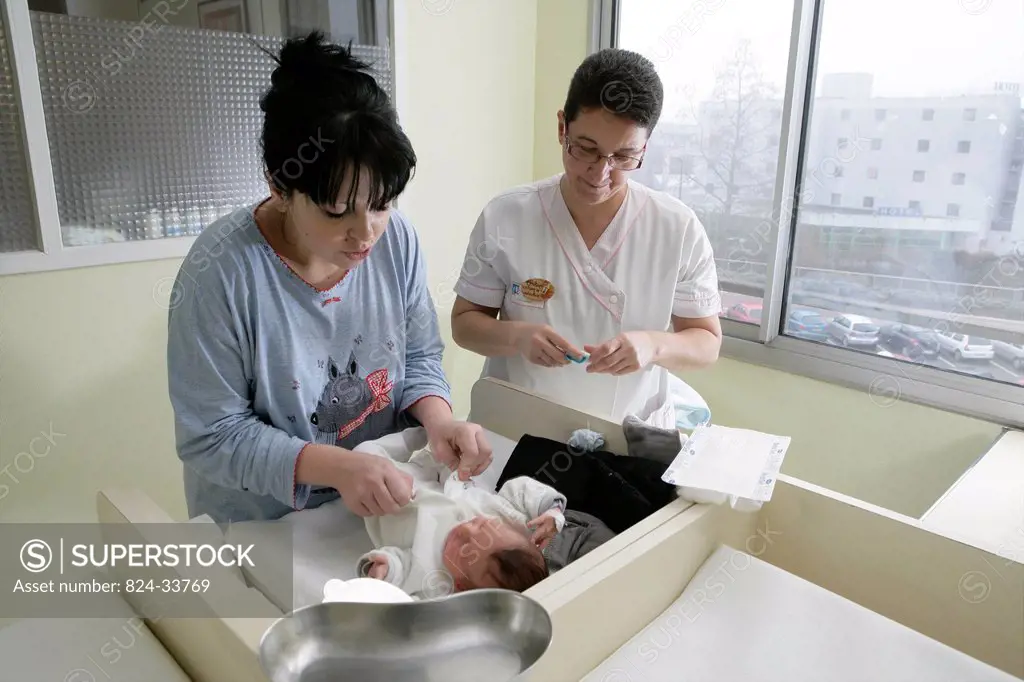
[453,174,722,428]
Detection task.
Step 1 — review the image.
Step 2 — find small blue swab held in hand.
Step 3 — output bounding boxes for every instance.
[565,351,590,363]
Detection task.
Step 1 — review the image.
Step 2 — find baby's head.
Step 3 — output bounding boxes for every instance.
[442,515,548,593]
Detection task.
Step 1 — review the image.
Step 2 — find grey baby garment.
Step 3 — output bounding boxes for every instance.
[543,510,616,572]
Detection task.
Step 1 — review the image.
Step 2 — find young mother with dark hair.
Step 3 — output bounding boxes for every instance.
[167,32,492,524]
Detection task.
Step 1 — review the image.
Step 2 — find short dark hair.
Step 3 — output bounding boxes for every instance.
[258,31,416,211]
[491,546,549,592]
[563,48,664,132]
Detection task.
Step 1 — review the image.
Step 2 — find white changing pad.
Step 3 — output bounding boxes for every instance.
[227,427,523,611]
[583,544,1019,682]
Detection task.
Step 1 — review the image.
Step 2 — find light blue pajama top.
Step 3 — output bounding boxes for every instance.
[166,203,451,523]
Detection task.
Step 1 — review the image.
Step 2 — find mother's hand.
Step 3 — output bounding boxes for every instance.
[428,421,494,481]
[333,449,414,517]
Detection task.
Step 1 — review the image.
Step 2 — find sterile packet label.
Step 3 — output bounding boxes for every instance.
[661,424,791,502]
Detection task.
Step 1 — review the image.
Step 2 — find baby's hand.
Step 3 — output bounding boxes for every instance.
[526,514,558,550]
[367,554,390,580]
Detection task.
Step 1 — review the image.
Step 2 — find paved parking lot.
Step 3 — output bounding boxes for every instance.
[719,292,1024,385]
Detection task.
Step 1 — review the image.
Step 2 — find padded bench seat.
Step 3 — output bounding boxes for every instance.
[583,544,1020,682]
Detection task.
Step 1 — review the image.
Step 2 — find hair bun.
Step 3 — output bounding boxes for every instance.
[270,31,374,93]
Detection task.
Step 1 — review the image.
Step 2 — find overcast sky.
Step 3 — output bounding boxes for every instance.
[618,0,1024,118]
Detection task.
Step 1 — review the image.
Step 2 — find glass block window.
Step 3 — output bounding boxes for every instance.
[0,10,40,253]
[30,11,392,247]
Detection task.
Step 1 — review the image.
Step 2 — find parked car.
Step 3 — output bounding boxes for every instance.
[826,314,880,348]
[724,302,762,324]
[935,332,994,361]
[785,308,829,342]
[992,340,1024,371]
[878,324,940,359]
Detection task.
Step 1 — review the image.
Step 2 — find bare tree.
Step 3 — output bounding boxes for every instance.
[683,40,780,217]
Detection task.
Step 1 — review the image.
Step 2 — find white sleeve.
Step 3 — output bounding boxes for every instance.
[673,213,723,319]
[452,210,507,308]
[496,476,567,521]
[353,427,427,464]
[356,547,411,586]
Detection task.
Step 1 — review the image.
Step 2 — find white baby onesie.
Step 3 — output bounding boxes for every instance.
[356,445,566,599]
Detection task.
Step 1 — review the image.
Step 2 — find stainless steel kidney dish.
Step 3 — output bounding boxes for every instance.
[258,589,553,682]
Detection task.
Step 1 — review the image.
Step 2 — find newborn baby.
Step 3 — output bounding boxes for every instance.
[356,444,566,599]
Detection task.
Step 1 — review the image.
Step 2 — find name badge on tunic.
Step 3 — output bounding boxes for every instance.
[510,277,555,309]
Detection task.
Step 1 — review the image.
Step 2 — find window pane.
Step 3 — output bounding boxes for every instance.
[29,1,389,247]
[615,0,797,330]
[0,6,40,253]
[786,0,1024,388]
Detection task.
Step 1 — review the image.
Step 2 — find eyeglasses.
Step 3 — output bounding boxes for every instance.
[564,137,645,171]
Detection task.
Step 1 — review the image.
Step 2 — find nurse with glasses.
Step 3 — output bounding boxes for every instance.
[451,48,723,429]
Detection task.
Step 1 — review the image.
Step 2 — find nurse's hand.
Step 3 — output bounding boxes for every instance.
[585,332,656,375]
[427,420,494,481]
[513,323,585,367]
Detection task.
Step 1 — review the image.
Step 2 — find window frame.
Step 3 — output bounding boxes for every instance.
[594,0,1024,428]
[0,0,394,277]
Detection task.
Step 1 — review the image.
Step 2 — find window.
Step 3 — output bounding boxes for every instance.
[0,8,38,253]
[615,0,795,335]
[833,166,843,178]
[964,108,977,121]
[0,0,392,272]
[670,156,696,174]
[608,0,1024,427]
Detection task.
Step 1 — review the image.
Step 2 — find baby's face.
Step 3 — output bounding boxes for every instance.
[442,515,532,589]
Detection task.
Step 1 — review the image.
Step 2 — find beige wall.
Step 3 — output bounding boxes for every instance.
[532,0,592,180]
[682,359,1002,517]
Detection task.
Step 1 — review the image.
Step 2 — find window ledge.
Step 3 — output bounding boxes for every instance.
[0,237,195,277]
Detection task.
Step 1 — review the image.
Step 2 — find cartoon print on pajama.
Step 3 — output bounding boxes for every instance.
[309,351,395,449]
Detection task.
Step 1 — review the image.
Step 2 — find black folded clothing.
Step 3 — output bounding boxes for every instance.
[495,434,678,534]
